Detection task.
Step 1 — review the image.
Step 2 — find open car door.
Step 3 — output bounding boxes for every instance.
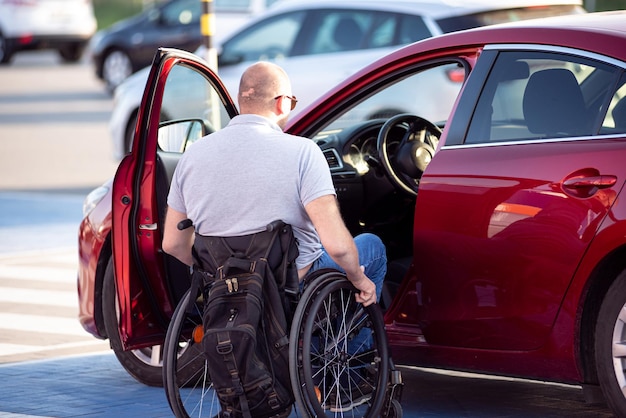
[111,48,238,350]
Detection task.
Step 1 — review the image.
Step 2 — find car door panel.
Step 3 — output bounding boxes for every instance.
[111,48,238,350]
[408,140,623,351]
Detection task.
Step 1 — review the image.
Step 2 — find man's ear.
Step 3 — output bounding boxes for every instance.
[274,95,288,116]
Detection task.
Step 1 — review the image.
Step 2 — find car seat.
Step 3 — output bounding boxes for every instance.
[333,16,363,51]
[523,68,590,137]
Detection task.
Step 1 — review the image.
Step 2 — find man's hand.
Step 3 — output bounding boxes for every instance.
[351,266,377,307]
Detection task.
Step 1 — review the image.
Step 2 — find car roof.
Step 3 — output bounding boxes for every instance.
[267,0,583,19]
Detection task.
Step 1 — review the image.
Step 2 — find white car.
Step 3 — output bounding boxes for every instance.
[0,0,97,64]
[109,0,585,160]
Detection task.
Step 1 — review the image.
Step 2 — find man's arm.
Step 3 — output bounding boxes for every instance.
[162,206,195,266]
[305,194,377,306]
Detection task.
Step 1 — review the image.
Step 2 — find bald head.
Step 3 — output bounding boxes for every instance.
[237,62,292,119]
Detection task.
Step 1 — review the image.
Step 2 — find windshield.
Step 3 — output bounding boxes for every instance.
[315,61,465,139]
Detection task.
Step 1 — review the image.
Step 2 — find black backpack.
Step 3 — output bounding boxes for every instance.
[188,220,299,418]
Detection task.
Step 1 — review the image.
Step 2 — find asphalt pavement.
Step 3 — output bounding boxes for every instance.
[0,351,617,417]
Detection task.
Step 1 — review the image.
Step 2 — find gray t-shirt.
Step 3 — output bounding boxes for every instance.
[167,114,336,269]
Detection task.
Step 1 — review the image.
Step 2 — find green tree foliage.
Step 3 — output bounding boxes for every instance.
[92,0,145,29]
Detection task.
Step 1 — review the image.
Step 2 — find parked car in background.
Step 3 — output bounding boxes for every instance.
[108,0,586,160]
[0,0,97,64]
[78,9,626,417]
[89,0,278,92]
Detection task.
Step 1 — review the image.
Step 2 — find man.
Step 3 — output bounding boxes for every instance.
[162,61,385,306]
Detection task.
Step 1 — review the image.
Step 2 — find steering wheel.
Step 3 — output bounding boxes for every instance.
[377,114,442,196]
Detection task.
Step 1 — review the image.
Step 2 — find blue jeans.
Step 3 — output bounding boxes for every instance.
[309,233,387,352]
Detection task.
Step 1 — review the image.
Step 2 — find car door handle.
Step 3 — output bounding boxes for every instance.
[561,174,617,198]
[562,175,617,190]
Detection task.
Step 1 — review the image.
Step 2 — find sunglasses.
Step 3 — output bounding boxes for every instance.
[274,95,298,111]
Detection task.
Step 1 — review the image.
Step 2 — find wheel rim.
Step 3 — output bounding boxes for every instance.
[300,279,389,416]
[103,50,132,90]
[611,304,626,389]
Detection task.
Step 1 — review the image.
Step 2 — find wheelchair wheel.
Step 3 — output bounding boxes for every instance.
[163,289,220,418]
[289,271,389,417]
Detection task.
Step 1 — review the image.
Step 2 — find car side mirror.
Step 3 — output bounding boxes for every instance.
[158,119,213,153]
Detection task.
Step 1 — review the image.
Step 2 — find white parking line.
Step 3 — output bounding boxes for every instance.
[0,313,85,337]
[0,340,107,357]
[0,246,110,362]
[0,265,77,283]
[0,287,78,307]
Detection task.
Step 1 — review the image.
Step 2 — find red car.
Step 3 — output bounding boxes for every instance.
[78,11,626,416]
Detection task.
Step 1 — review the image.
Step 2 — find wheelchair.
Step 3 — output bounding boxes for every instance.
[162,221,403,417]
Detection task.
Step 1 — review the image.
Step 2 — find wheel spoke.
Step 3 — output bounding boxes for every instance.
[150,345,161,365]
[618,305,626,325]
[613,341,626,358]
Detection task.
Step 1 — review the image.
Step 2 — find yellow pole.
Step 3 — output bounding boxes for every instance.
[201,0,221,129]
[201,0,218,72]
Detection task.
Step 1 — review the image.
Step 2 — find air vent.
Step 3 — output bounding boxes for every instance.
[323,149,343,170]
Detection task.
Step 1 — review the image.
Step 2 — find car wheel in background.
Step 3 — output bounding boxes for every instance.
[102,258,166,387]
[0,32,14,64]
[102,49,133,93]
[58,43,85,63]
[595,269,626,417]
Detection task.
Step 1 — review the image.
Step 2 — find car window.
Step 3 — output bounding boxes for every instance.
[306,11,371,54]
[303,10,431,55]
[396,14,431,46]
[318,60,465,133]
[465,50,621,144]
[161,0,201,26]
[219,8,432,65]
[601,72,626,134]
[219,11,305,65]
[158,63,231,153]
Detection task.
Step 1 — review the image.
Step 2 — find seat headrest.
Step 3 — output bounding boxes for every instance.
[523,68,588,136]
[333,17,363,51]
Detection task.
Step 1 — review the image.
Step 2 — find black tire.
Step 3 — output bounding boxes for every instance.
[595,269,626,417]
[289,271,389,417]
[102,258,168,387]
[0,32,14,64]
[163,289,217,417]
[58,43,85,63]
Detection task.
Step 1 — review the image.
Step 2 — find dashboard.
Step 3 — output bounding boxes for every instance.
[312,119,416,260]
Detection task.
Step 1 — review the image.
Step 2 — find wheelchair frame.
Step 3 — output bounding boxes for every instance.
[162,222,402,417]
